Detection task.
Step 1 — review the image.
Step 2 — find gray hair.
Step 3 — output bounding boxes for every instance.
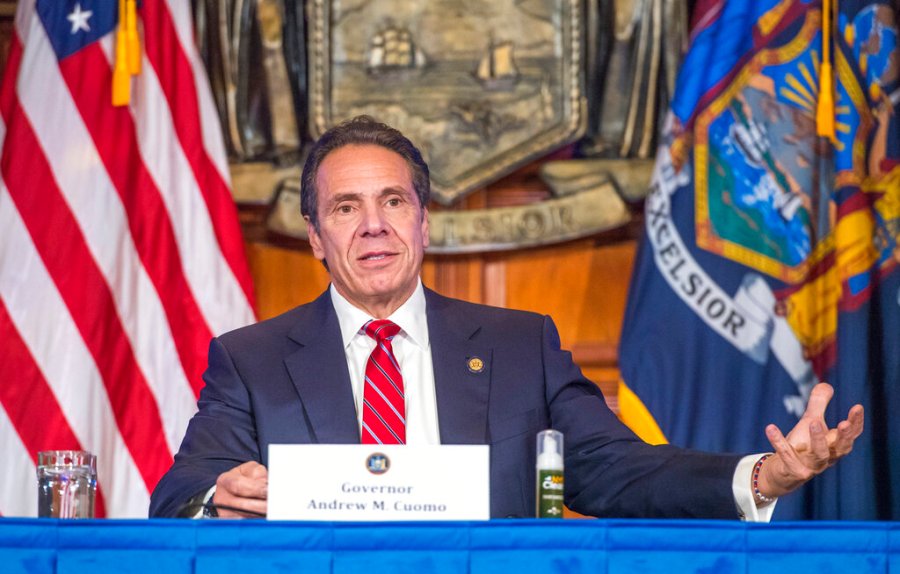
[300,115,430,229]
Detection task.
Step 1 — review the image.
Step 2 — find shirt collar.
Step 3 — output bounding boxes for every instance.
[330,281,429,349]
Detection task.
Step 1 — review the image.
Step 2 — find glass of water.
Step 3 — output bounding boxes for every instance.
[37,450,97,519]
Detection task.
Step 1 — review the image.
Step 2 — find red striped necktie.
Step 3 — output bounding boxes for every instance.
[361,319,406,444]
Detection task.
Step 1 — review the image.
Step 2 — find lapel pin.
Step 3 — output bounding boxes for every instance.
[467,356,485,373]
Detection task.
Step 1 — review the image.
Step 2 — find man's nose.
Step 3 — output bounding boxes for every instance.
[359,205,389,236]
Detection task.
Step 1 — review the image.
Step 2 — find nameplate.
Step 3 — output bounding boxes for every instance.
[267,444,490,521]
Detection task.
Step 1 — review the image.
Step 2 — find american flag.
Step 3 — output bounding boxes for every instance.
[0,0,256,517]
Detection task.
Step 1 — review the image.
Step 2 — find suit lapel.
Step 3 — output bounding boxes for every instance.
[284,291,360,444]
[426,289,491,444]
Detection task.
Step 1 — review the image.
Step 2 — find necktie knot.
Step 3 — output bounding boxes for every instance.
[364,319,401,343]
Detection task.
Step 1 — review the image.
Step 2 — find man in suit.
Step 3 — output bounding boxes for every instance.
[149,116,864,520]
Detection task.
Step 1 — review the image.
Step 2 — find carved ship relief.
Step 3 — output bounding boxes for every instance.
[367,25,428,73]
[473,39,519,91]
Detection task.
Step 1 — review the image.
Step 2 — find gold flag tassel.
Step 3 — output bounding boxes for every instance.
[113,0,142,106]
[816,0,837,142]
[112,0,131,106]
[126,0,141,74]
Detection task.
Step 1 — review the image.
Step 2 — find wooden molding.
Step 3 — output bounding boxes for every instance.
[571,342,618,368]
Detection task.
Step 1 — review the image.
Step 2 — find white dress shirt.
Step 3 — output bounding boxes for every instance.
[330,281,440,445]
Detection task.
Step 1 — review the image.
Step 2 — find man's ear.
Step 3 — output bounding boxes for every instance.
[421,208,430,249]
[305,216,325,261]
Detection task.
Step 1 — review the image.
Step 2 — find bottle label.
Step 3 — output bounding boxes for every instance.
[537,470,564,518]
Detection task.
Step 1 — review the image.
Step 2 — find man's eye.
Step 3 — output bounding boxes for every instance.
[336,205,353,214]
[387,198,402,207]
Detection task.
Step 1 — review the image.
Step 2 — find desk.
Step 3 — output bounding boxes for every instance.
[2,518,898,573]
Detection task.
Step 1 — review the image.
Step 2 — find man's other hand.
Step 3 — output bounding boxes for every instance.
[756,382,864,501]
[213,461,268,518]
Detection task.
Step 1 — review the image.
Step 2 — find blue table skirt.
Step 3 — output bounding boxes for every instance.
[2,518,898,573]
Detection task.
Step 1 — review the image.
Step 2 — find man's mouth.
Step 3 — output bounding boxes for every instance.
[360,252,393,262]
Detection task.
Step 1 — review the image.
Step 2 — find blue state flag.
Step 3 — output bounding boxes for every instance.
[618,0,899,520]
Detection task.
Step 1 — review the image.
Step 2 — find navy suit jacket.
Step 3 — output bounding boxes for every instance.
[150,288,742,519]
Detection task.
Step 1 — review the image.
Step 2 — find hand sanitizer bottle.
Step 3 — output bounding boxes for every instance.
[536,429,564,518]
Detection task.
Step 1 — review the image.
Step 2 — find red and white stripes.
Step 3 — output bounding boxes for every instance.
[0,0,255,518]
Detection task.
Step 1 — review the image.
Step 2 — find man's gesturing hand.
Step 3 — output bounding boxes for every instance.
[212,461,268,518]
[755,383,864,501]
